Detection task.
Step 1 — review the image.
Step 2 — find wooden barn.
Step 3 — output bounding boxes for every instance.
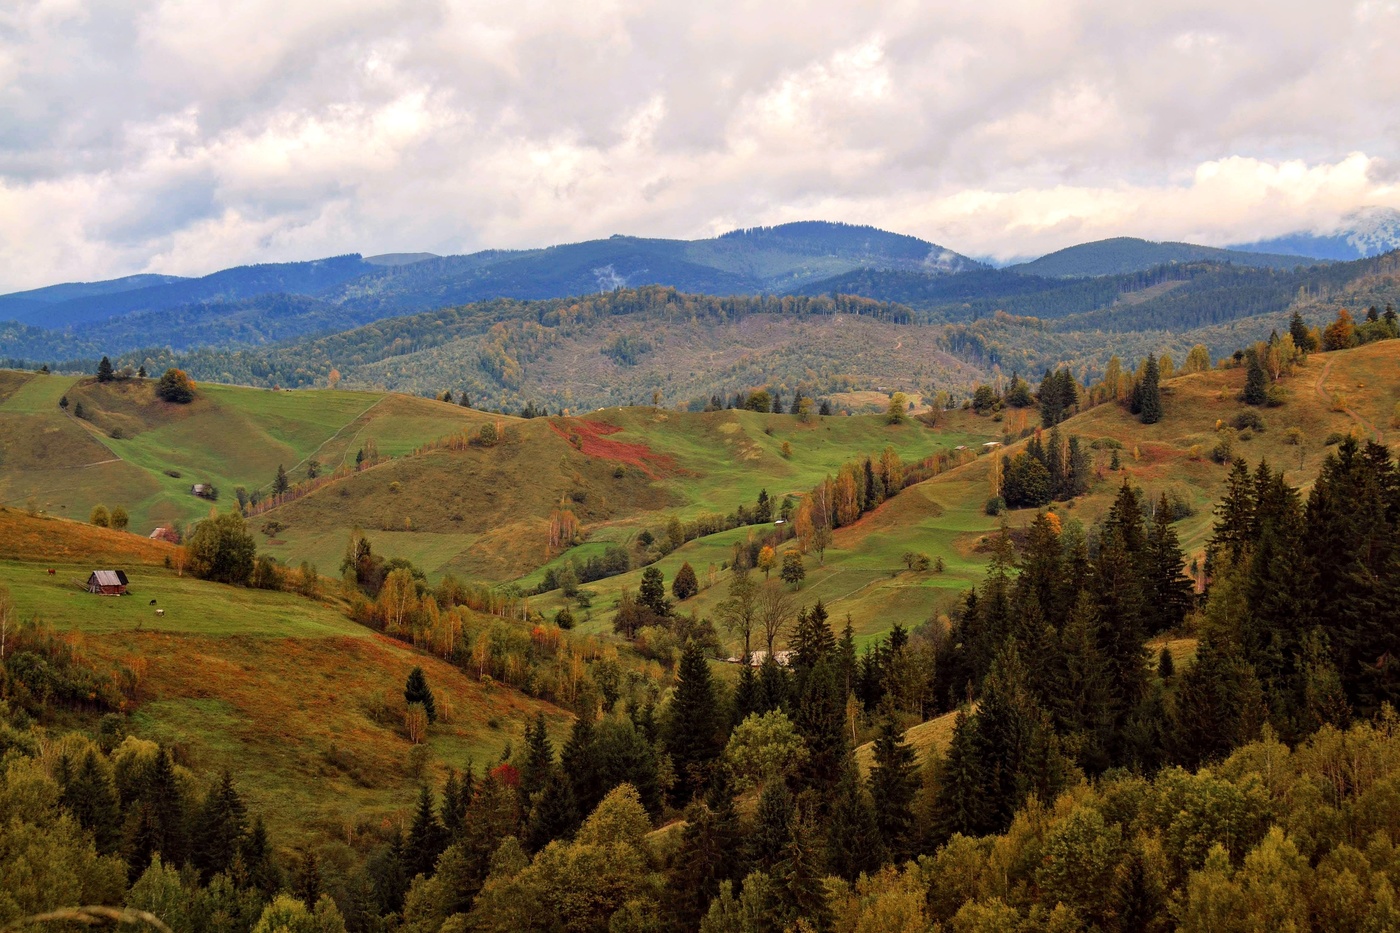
[87,570,129,595]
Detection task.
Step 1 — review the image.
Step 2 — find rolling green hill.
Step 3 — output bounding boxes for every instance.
[0,507,568,849]
[0,372,497,534]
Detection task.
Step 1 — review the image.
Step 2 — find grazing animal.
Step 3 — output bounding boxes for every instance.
[149,599,157,605]
[47,569,55,575]
[155,609,165,617]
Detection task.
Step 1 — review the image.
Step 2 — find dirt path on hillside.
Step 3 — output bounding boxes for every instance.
[1314,358,1385,443]
[259,395,387,492]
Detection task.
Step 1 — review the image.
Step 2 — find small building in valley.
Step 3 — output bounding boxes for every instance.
[149,527,180,544]
[191,483,214,499]
[87,570,129,596]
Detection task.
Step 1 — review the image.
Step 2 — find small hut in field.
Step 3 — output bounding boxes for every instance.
[87,570,129,595]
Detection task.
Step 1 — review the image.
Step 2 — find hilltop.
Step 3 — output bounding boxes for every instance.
[1006,236,1319,277]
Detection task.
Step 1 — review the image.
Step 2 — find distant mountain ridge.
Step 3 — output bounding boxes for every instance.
[1232,207,1400,261]
[0,221,982,335]
[1006,237,1320,278]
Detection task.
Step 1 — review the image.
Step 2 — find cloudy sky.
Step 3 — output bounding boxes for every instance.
[2,0,1399,290]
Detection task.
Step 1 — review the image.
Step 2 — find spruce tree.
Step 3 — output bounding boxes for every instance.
[404,667,437,723]
[825,757,884,880]
[194,770,248,881]
[1138,354,1162,424]
[1143,493,1195,635]
[665,641,722,803]
[745,781,795,875]
[62,751,121,856]
[733,663,761,725]
[1243,349,1268,405]
[405,784,446,879]
[777,805,833,931]
[241,816,280,896]
[672,561,699,601]
[524,769,580,852]
[518,713,554,808]
[440,768,465,839]
[97,355,114,382]
[788,599,834,676]
[665,779,743,928]
[562,708,602,817]
[272,464,289,496]
[792,656,849,797]
[868,712,920,860]
[933,708,990,842]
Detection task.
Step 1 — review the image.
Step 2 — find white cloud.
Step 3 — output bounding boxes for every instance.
[0,0,1399,289]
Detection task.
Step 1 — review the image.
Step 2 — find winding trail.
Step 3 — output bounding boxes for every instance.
[1313,357,1385,443]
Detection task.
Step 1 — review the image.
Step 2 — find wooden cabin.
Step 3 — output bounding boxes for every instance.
[87,570,129,596]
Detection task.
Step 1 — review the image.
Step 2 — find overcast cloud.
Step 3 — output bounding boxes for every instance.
[1,0,1399,290]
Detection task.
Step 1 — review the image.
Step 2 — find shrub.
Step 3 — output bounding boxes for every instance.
[163,469,181,478]
[1266,385,1287,407]
[1324,431,1347,446]
[555,607,576,630]
[155,368,196,403]
[1231,411,1265,432]
[1090,437,1124,450]
[985,496,1005,516]
[1285,427,1305,446]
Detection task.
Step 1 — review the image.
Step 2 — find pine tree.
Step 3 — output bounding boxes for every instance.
[868,712,920,860]
[440,768,465,839]
[788,599,834,676]
[745,782,795,875]
[404,667,437,723]
[518,713,554,809]
[97,355,114,382]
[562,709,603,817]
[777,805,833,930]
[672,561,699,600]
[639,566,669,617]
[933,708,990,841]
[194,770,248,881]
[665,641,722,803]
[1138,354,1162,423]
[405,784,447,879]
[62,751,121,856]
[825,757,884,880]
[1143,493,1195,635]
[1289,310,1315,352]
[272,464,289,496]
[733,663,760,725]
[241,816,280,896]
[1243,349,1268,405]
[524,769,579,852]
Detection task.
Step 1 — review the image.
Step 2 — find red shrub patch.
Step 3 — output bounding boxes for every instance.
[548,419,678,478]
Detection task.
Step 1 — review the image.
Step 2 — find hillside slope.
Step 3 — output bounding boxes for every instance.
[1010,236,1318,277]
[0,507,568,849]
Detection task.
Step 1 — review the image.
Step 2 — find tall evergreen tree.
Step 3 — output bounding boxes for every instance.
[405,784,446,879]
[933,708,991,842]
[666,779,743,929]
[194,770,247,882]
[97,355,114,382]
[1242,349,1268,405]
[518,713,554,809]
[404,667,437,723]
[1138,354,1162,423]
[62,751,121,856]
[868,712,920,860]
[825,757,883,880]
[665,641,723,803]
[745,782,795,876]
[792,656,850,799]
[562,707,603,816]
[524,769,579,852]
[1142,493,1195,635]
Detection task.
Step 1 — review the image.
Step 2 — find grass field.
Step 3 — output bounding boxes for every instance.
[0,372,495,537]
[0,511,567,852]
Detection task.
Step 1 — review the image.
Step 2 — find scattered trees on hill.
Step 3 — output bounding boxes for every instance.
[109,506,129,531]
[1038,367,1080,426]
[155,368,196,403]
[89,505,110,527]
[999,427,1091,509]
[187,511,257,586]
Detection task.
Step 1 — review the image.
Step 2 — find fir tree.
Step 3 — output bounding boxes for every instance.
[777,805,833,931]
[869,712,920,861]
[518,713,554,809]
[524,769,580,852]
[404,667,437,723]
[194,770,248,881]
[1243,349,1268,405]
[792,656,850,797]
[825,757,884,880]
[733,663,761,725]
[562,708,603,817]
[272,464,289,496]
[294,850,322,907]
[933,708,990,842]
[405,784,447,879]
[666,778,743,928]
[672,561,699,601]
[97,355,114,382]
[440,768,465,839]
[241,816,280,896]
[788,599,834,676]
[1138,354,1162,424]
[62,751,121,856]
[665,641,723,803]
[745,781,795,875]
[1143,493,1195,635]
